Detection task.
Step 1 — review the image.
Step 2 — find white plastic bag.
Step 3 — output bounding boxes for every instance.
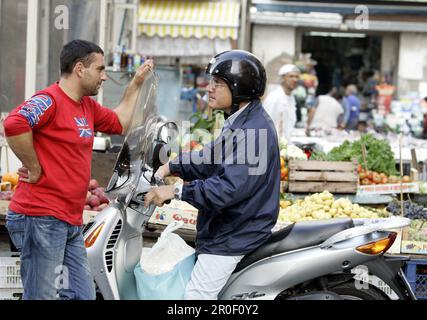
[140,221,195,275]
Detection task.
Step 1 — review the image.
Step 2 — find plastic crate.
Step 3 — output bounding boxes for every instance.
[0,256,23,289]
[0,288,23,300]
[405,259,427,300]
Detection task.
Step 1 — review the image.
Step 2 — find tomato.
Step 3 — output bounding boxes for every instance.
[361,178,371,185]
[190,141,200,149]
[372,173,382,184]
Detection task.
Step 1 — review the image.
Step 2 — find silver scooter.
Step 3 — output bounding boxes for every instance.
[85,73,416,300]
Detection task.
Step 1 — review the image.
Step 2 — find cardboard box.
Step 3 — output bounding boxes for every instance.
[148,200,198,231]
[401,219,427,255]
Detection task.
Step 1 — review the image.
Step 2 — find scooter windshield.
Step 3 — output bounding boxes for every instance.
[106,70,161,206]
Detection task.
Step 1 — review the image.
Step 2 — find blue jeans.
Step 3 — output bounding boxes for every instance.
[5,210,96,300]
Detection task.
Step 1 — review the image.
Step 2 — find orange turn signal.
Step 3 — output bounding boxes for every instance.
[356,232,397,255]
[85,223,105,248]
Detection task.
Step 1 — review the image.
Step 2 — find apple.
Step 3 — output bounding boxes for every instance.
[88,195,100,208]
[89,179,100,190]
[99,195,110,204]
[91,187,105,197]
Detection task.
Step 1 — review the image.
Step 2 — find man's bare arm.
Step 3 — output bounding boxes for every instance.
[113,59,154,134]
[6,132,41,183]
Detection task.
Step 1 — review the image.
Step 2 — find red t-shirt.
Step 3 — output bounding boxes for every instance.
[4,83,123,225]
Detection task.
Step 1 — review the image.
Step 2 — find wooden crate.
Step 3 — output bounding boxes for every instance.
[288,159,359,194]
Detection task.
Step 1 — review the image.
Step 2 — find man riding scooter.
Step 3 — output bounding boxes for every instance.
[144,50,281,300]
[85,52,415,301]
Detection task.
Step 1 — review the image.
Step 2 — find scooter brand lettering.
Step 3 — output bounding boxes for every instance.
[231,291,266,300]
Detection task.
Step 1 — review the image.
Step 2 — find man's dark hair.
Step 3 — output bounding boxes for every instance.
[60,40,104,75]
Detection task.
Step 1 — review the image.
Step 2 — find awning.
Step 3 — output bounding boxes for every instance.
[139,0,240,40]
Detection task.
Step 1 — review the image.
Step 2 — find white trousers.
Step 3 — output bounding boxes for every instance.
[184,254,244,300]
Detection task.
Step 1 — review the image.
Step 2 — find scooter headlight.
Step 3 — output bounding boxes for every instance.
[356,232,397,255]
[85,223,105,248]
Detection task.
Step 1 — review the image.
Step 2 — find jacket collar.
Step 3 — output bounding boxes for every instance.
[228,99,260,130]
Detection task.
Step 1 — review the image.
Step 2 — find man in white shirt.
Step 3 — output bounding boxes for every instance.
[307,90,344,131]
[263,64,300,143]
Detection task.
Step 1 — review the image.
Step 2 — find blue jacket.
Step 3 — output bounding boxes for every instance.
[343,95,361,125]
[169,99,281,256]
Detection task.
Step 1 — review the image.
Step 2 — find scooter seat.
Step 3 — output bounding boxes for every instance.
[233,218,354,273]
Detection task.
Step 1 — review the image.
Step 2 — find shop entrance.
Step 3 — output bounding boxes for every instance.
[301,31,382,95]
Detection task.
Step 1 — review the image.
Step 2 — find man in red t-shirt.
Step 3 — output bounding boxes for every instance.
[4,40,154,300]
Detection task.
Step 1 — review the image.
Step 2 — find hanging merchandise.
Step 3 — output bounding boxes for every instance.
[120,45,127,70]
[133,53,142,70]
[376,83,395,115]
[126,53,133,73]
[113,45,122,72]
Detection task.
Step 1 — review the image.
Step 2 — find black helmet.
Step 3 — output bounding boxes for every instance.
[206,50,266,108]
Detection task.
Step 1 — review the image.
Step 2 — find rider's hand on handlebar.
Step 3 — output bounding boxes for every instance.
[144,185,174,208]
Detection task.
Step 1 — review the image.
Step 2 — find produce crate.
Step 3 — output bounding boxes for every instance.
[0,255,22,289]
[401,219,427,255]
[404,259,427,300]
[0,288,23,300]
[288,160,358,194]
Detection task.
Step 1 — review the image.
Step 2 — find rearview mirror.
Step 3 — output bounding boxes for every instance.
[157,121,178,144]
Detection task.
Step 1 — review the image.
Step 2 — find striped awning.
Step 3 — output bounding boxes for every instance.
[139,0,240,40]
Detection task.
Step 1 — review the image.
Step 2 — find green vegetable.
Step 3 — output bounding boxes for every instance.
[189,110,224,134]
[311,134,397,176]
